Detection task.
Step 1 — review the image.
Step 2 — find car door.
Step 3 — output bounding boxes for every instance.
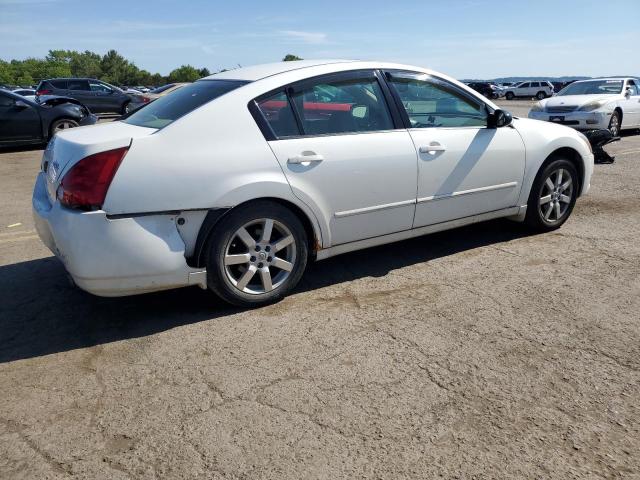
[66,79,94,110]
[622,80,640,126]
[256,70,418,246]
[89,81,116,113]
[384,71,526,228]
[518,82,530,97]
[0,92,41,142]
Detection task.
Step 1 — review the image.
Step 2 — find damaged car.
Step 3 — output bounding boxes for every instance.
[0,90,97,147]
[33,60,594,307]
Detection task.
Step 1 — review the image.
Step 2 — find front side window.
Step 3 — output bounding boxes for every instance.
[290,76,394,136]
[90,82,112,93]
[124,79,247,129]
[388,75,487,128]
[520,83,530,88]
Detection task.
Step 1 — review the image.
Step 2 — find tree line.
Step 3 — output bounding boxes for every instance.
[0,49,212,87]
[0,51,305,88]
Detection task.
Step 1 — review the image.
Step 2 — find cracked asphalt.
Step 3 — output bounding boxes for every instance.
[1,101,639,479]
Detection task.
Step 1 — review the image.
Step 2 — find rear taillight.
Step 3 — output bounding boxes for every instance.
[142,96,150,103]
[57,147,129,210]
[37,89,52,96]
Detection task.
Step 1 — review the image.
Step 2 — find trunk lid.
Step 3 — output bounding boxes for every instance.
[43,121,156,199]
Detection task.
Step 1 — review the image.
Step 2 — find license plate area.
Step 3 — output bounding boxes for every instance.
[550,116,565,123]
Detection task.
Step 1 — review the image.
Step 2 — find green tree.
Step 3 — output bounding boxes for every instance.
[198,67,211,77]
[168,65,201,82]
[283,54,303,61]
[0,60,15,85]
[100,50,132,85]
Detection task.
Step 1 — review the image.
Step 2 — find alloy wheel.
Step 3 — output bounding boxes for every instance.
[223,218,296,294]
[609,114,620,136]
[54,120,77,132]
[538,168,573,223]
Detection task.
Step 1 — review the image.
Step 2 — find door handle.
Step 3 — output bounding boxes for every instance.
[288,152,324,164]
[419,143,446,154]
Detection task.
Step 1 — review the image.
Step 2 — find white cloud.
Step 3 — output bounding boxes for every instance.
[278,30,328,45]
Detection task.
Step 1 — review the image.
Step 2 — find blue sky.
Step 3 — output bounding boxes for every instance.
[1,0,638,78]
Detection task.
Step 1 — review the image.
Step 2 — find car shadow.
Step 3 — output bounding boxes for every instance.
[0,144,45,154]
[0,219,535,364]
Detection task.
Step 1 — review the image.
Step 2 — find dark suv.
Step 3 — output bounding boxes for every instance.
[36,78,135,114]
[466,82,499,99]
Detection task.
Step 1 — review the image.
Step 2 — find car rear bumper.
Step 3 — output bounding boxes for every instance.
[528,110,610,130]
[80,114,99,126]
[32,172,206,296]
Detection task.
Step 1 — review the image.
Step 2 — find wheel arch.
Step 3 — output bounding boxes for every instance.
[189,197,321,268]
[543,146,584,196]
[47,116,79,139]
[613,106,623,124]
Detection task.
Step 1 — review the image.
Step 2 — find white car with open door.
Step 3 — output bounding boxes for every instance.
[33,60,593,307]
[528,78,640,136]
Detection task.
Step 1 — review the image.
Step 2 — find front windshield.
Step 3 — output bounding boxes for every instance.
[559,80,623,96]
[124,79,248,129]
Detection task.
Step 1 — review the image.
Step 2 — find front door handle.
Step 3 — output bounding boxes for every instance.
[419,143,446,154]
[288,152,324,164]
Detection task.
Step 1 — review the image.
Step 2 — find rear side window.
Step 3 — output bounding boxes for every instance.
[290,77,394,135]
[256,91,300,138]
[68,80,90,91]
[90,82,112,93]
[124,79,247,129]
[50,80,68,89]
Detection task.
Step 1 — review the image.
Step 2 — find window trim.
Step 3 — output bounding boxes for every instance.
[382,69,492,130]
[249,69,405,141]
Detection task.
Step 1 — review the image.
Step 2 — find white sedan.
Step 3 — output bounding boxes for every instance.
[528,78,640,136]
[33,60,594,306]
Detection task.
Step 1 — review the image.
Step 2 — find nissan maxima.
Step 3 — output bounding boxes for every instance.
[33,60,594,306]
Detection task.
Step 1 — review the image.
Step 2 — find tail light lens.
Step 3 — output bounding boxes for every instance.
[57,147,129,210]
[142,96,150,103]
[37,89,52,95]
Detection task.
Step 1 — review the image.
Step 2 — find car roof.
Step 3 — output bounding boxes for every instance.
[204,59,358,81]
[574,77,631,82]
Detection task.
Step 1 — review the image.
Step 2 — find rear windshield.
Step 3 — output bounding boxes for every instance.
[124,80,248,129]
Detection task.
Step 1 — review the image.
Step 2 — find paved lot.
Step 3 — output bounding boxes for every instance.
[1,102,639,479]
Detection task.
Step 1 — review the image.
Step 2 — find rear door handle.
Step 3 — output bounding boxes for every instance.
[419,143,446,153]
[288,152,324,164]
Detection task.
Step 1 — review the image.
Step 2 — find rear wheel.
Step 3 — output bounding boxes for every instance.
[122,102,131,115]
[50,118,79,137]
[205,201,308,307]
[525,158,578,231]
[608,111,621,136]
[536,91,547,100]
[506,92,514,100]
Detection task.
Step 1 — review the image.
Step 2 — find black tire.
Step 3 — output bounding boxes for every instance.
[525,158,579,231]
[205,200,308,307]
[505,92,514,100]
[608,110,621,137]
[536,91,547,100]
[49,118,79,137]
[122,101,131,115]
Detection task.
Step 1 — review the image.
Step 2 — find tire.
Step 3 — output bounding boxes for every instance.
[505,92,514,100]
[525,158,578,231]
[536,91,547,100]
[205,200,308,307]
[50,118,79,137]
[608,110,621,137]
[122,102,131,115]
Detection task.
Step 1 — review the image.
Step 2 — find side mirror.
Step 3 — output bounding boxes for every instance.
[14,100,29,108]
[488,109,512,128]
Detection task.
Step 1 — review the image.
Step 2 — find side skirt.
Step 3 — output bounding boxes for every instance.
[315,206,525,261]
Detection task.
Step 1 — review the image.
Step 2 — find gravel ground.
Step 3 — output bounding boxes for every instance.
[1,101,639,479]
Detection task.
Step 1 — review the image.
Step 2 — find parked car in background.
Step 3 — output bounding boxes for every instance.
[528,78,640,136]
[466,82,500,99]
[33,60,593,307]
[36,78,136,114]
[133,86,151,93]
[0,90,97,147]
[138,83,189,102]
[505,81,554,100]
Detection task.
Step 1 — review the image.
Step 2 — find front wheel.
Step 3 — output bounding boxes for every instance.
[608,111,621,137]
[536,91,547,100]
[525,159,578,231]
[50,118,79,137]
[205,201,308,307]
[122,102,131,115]
[506,92,514,100]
